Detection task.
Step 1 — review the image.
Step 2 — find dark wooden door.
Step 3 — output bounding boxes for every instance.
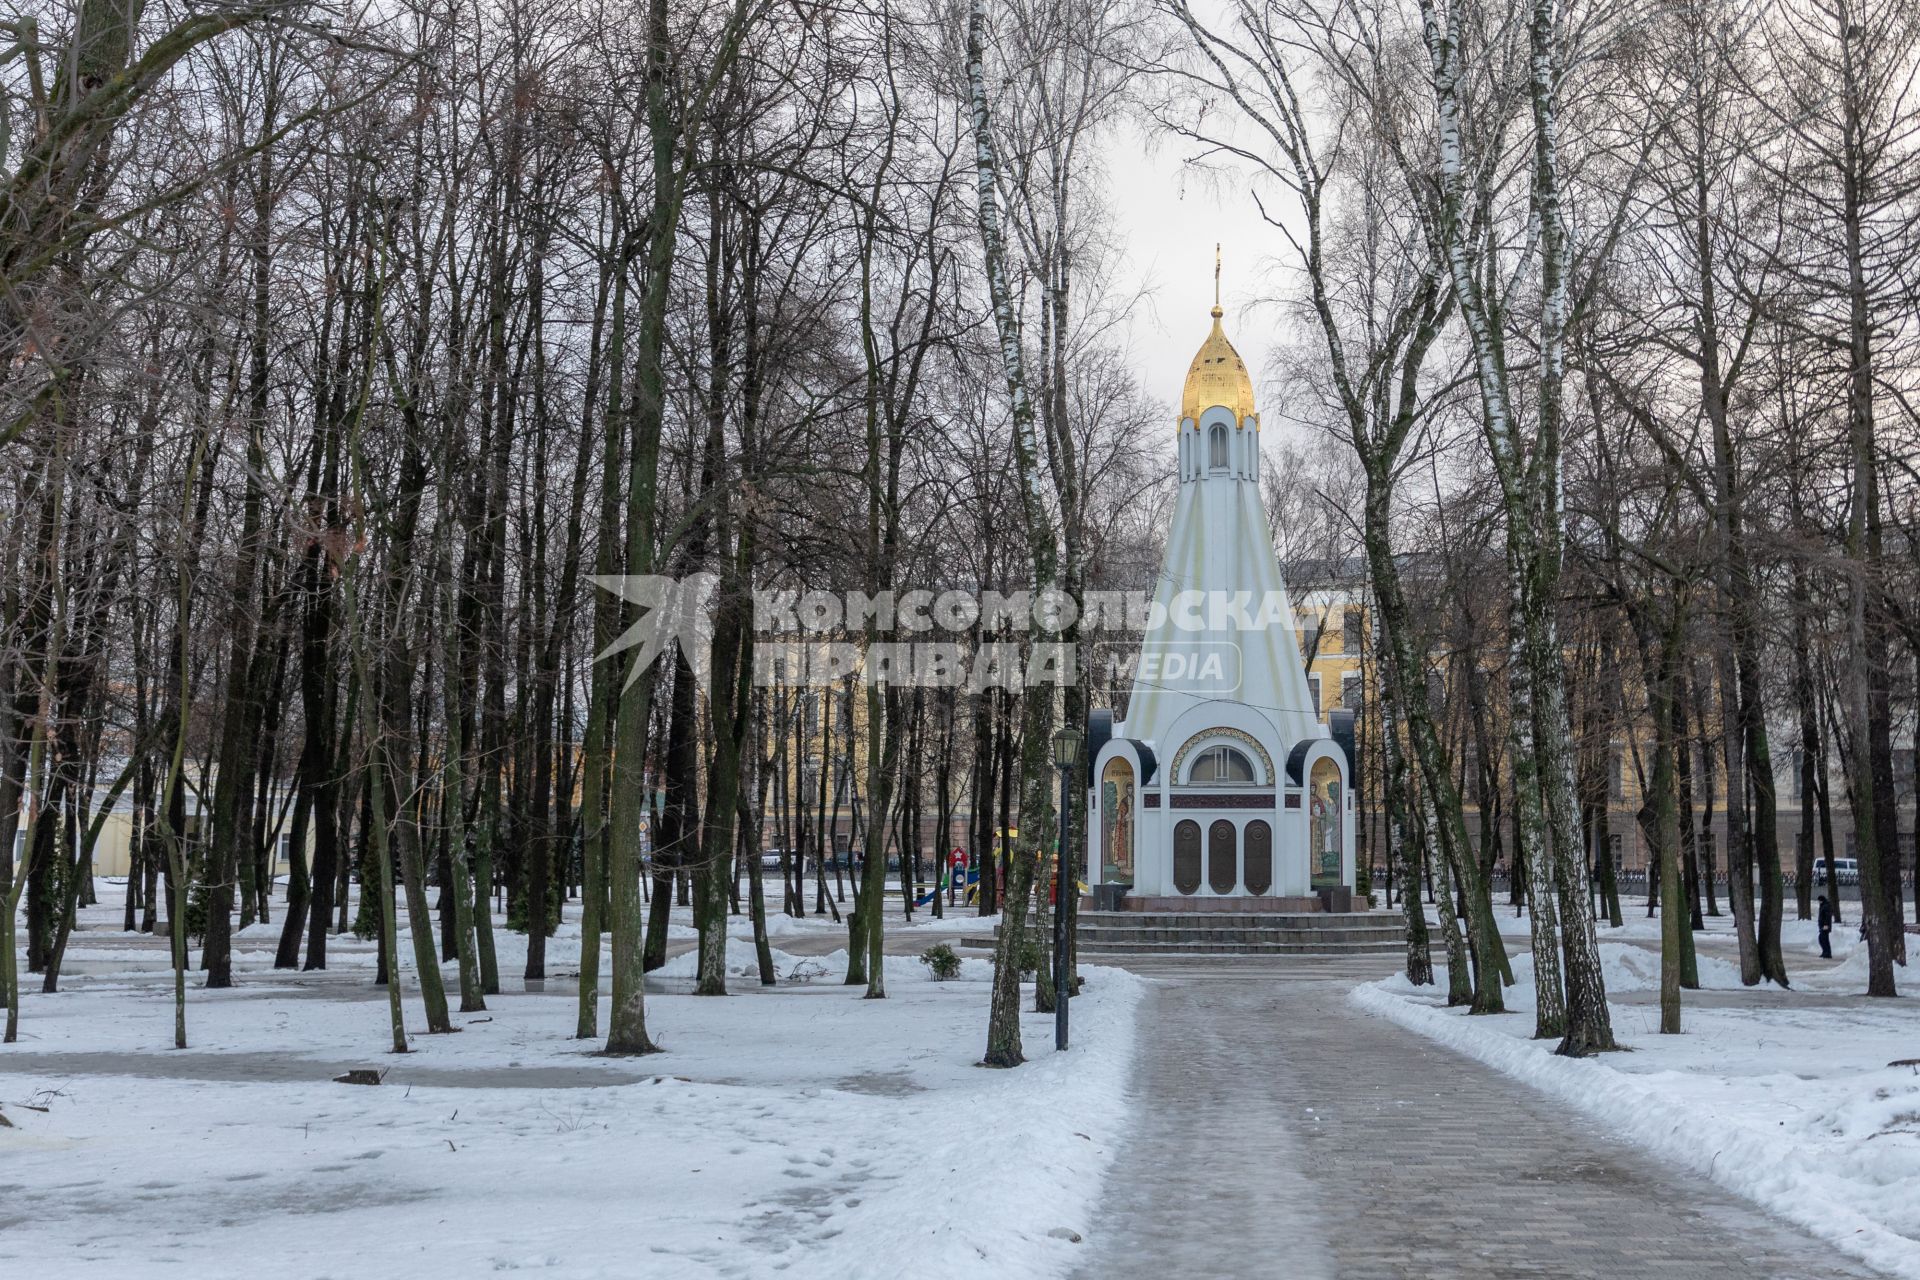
[1208,819,1237,894]
[1244,819,1272,895]
[1173,820,1202,894]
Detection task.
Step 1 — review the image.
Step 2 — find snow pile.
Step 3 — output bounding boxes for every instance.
[1781,913,1865,960]
[1473,901,1868,961]
[651,938,993,987]
[1475,942,1746,1012]
[1594,942,1746,993]
[1800,948,1878,992]
[1355,967,1920,1279]
[651,937,812,981]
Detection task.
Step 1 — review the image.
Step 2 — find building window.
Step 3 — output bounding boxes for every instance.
[1608,832,1624,870]
[1609,745,1625,801]
[1300,623,1321,661]
[1308,674,1322,717]
[1343,607,1364,653]
[1189,745,1256,784]
[1209,424,1229,469]
[1342,672,1363,711]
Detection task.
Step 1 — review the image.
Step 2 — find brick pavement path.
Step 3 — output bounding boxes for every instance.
[1074,967,1877,1280]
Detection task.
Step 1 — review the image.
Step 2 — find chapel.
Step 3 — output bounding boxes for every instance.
[1085,281,1357,912]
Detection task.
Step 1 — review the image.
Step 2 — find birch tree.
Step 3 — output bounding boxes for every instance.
[1417,0,1622,1053]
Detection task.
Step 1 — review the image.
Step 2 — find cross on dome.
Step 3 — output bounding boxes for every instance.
[1179,246,1257,428]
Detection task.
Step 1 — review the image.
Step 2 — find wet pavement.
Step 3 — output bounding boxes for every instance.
[1073,959,1877,1280]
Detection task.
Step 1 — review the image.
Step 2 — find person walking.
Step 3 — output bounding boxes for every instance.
[1817,893,1835,959]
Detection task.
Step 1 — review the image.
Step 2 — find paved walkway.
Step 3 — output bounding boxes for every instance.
[1075,961,1877,1280]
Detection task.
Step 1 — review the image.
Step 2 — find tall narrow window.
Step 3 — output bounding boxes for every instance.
[1208,820,1237,894]
[1208,424,1228,469]
[1244,820,1273,895]
[1174,820,1202,894]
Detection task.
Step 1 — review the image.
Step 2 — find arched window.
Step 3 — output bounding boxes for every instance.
[1188,743,1255,784]
[1208,423,1228,469]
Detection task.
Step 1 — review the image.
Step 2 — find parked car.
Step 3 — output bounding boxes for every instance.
[1814,857,1859,886]
[759,848,790,873]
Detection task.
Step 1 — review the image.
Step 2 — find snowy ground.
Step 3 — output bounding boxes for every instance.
[1360,903,1920,1279]
[1,884,1143,1280]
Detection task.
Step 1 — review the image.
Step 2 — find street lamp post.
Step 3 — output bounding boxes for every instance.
[1051,725,1082,1052]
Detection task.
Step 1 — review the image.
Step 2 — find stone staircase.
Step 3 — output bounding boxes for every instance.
[962,909,1408,957]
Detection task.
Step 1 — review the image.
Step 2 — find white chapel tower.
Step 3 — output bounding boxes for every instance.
[1086,269,1357,910]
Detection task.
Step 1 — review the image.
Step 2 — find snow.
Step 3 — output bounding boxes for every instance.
[1,883,1144,1279]
[1477,939,1750,1003]
[1466,897,1869,962]
[1357,945,1920,1280]
[651,937,994,986]
[1428,899,1889,997]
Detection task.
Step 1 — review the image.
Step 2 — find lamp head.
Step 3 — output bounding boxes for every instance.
[1052,726,1083,770]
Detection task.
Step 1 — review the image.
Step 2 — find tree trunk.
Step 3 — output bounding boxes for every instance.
[1383,689,1433,986]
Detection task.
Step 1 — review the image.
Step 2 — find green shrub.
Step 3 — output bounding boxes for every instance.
[919,942,962,981]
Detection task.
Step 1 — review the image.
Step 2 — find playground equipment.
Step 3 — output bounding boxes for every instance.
[913,854,981,908]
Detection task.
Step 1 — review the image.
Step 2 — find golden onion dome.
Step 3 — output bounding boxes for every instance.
[1180,304,1257,429]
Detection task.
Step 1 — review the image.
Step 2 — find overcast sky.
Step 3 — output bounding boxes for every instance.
[1102,117,1300,435]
